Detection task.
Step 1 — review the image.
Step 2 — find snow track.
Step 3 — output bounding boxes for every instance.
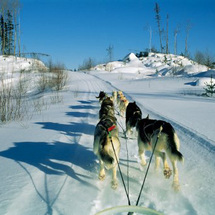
[87,72,215,215]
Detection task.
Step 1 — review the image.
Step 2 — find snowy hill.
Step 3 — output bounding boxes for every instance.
[0,54,215,214]
[0,55,47,73]
[94,52,211,79]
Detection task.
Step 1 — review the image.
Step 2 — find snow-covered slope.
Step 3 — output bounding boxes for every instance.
[0,55,47,73]
[94,52,210,78]
[0,55,215,215]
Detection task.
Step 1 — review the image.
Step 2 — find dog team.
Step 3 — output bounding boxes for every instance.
[93,90,184,191]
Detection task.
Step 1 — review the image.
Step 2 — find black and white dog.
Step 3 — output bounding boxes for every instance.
[99,97,114,119]
[125,101,142,136]
[94,96,120,189]
[96,91,108,103]
[136,115,184,191]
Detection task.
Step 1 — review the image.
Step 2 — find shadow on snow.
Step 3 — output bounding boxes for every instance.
[0,140,97,184]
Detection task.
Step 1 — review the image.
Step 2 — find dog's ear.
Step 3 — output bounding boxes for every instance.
[146,114,149,119]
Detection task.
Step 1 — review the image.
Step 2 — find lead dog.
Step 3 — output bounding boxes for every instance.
[93,115,120,189]
[96,91,108,103]
[125,101,142,136]
[136,115,184,191]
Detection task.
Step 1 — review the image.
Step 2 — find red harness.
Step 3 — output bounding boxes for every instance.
[108,125,116,132]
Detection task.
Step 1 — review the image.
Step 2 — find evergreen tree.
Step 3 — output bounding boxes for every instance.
[6,10,14,55]
[204,75,215,97]
[4,21,8,54]
[0,15,5,54]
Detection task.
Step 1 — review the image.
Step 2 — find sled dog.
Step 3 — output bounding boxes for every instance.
[96,91,108,103]
[125,102,142,136]
[136,115,184,191]
[112,91,117,103]
[119,98,129,116]
[99,97,114,119]
[93,115,120,189]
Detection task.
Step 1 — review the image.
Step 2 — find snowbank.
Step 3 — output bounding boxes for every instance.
[93,52,210,77]
[0,55,47,74]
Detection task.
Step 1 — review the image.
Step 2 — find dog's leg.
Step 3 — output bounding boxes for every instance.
[126,123,133,137]
[171,160,180,191]
[99,160,106,181]
[111,165,118,189]
[154,156,161,172]
[155,151,172,179]
[138,137,147,166]
[138,147,147,166]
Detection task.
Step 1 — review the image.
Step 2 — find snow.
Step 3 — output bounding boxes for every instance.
[0,53,215,215]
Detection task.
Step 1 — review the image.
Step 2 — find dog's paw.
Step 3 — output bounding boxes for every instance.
[140,161,147,167]
[99,173,105,181]
[163,167,172,179]
[111,180,118,190]
[172,182,180,192]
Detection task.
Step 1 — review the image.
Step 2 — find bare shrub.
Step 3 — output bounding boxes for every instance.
[37,61,68,92]
[0,70,29,123]
[49,62,68,91]
[78,57,95,71]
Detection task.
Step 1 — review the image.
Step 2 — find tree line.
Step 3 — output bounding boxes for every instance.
[151,2,214,68]
[0,0,20,56]
[153,2,192,57]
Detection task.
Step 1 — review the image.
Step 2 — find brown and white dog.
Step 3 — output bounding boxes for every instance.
[136,115,184,191]
[94,95,120,189]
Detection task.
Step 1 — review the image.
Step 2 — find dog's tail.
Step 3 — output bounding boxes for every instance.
[168,127,184,162]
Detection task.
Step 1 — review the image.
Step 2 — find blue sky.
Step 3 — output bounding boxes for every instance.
[20,0,215,69]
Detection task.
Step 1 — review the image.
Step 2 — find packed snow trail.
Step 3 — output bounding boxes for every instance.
[0,71,215,215]
[90,72,215,215]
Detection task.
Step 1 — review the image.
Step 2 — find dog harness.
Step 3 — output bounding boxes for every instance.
[108,125,116,132]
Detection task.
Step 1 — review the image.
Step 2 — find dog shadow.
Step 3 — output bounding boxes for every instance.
[78,100,97,104]
[66,100,99,119]
[66,111,97,118]
[0,141,97,185]
[35,121,95,137]
[69,104,99,110]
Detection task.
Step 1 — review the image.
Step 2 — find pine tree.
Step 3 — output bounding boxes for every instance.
[4,21,8,54]
[6,10,14,55]
[0,15,5,54]
[204,75,215,97]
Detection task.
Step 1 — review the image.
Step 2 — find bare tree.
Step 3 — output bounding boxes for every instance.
[154,2,163,53]
[106,45,114,62]
[11,0,20,55]
[204,50,214,69]
[174,26,180,55]
[194,50,205,65]
[78,57,95,71]
[165,14,169,54]
[144,25,153,53]
[184,20,192,57]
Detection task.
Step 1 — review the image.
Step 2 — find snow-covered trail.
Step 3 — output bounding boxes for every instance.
[0,72,115,215]
[1,71,215,215]
[89,72,215,215]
